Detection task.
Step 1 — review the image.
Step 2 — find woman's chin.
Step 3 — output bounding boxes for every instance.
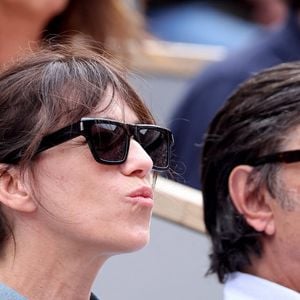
[111,229,151,255]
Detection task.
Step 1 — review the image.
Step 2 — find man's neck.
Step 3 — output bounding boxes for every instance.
[245,245,300,293]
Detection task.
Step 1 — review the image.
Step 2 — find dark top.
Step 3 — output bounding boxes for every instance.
[91,293,100,300]
[170,12,300,189]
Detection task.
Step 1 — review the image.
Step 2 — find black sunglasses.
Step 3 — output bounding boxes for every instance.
[4,118,174,171]
[249,149,300,166]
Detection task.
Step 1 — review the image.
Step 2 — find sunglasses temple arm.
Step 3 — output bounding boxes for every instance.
[35,122,82,154]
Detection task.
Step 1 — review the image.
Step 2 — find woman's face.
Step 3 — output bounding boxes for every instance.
[30,92,154,256]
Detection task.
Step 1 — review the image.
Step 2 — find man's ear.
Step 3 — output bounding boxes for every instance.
[0,166,37,213]
[229,165,275,235]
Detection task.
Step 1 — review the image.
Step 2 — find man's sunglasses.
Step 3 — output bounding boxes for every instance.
[248,150,300,166]
[4,118,174,171]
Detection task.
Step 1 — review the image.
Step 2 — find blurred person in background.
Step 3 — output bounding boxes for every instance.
[0,45,173,300]
[144,0,287,49]
[170,0,299,189]
[0,0,144,65]
[248,0,288,26]
[202,62,300,299]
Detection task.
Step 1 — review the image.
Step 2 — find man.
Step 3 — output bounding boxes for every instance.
[170,1,300,189]
[201,62,300,299]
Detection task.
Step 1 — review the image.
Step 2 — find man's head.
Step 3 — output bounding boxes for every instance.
[201,62,300,285]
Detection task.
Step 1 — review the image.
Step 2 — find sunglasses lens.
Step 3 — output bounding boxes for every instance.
[90,123,127,162]
[137,128,169,169]
[85,119,171,169]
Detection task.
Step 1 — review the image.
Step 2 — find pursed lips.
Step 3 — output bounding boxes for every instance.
[125,186,154,207]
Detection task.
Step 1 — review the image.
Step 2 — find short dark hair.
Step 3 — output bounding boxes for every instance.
[201,61,300,282]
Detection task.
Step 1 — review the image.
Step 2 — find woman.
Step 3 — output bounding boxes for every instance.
[0,46,173,299]
[0,0,143,64]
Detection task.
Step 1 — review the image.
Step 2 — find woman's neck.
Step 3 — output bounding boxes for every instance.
[0,234,108,300]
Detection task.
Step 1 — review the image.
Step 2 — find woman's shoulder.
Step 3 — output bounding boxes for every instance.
[0,283,27,300]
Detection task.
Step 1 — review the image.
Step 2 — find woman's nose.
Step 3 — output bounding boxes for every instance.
[120,139,153,177]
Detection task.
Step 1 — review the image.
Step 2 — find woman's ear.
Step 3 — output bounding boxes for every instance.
[229,165,275,236]
[0,166,37,213]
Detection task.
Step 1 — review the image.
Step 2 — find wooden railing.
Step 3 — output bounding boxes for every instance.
[132,39,227,77]
[153,176,205,233]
